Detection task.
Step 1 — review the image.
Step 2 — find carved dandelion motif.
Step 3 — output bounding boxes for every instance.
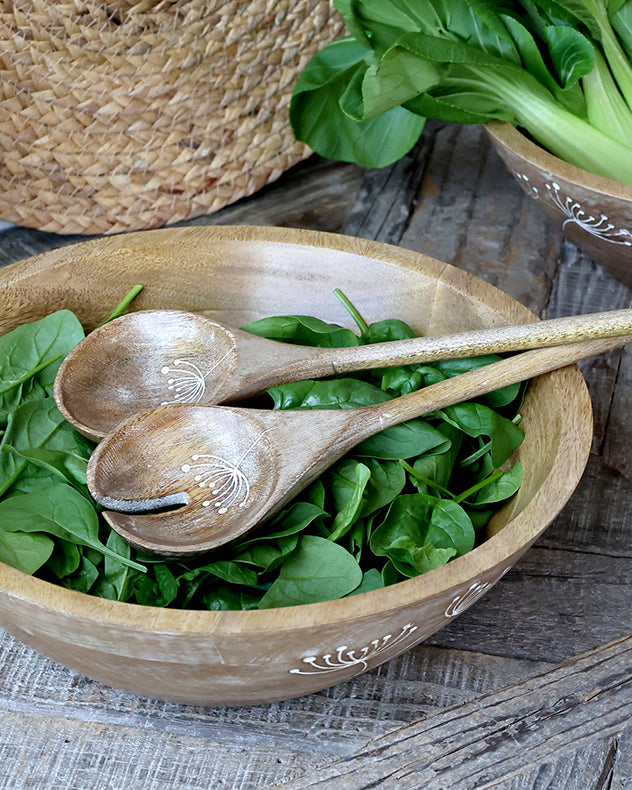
[161,359,206,405]
[290,623,419,674]
[515,173,632,246]
[160,349,233,405]
[181,454,250,514]
[546,182,632,245]
[180,428,274,514]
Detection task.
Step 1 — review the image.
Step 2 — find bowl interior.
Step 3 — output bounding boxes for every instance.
[0,226,594,704]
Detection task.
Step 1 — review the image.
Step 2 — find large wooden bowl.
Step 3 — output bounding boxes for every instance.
[0,226,593,706]
[486,121,632,286]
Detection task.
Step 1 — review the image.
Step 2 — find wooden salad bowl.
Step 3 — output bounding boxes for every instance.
[486,121,632,287]
[0,226,593,706]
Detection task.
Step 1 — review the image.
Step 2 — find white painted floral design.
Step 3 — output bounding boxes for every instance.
[160,348,233,405]
[180,427,275,513]
[444,566,512,618]
[181,454,250,513]
[290,623,419,675]
[444,580,492,618]
[516,174,632,246]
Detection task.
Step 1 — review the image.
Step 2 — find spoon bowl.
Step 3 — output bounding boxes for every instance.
[88,335,630,556]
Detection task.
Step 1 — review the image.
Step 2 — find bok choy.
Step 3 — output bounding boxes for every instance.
[290,0,632,182]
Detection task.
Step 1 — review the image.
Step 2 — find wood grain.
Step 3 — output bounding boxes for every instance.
[276,636,632,790]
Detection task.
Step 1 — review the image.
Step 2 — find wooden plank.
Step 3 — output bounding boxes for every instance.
[275,636,632,790]
[546,239,632,453]
[492,736,618,789]
[398,124,561,314]
[343,124,437,244]
[610,725,632,790]
[0,706,327,790]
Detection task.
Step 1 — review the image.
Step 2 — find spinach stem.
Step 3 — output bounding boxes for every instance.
[103,284,144,324]
[454,469,504,504]
[399,459,455,497]
[0,353,62,395]
[333,288,369,336]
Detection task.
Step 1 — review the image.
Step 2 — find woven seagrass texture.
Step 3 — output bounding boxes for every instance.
[0,0,345,235]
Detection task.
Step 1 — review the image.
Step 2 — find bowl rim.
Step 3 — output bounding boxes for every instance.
[485,120,632,199]
[0,225,594,635]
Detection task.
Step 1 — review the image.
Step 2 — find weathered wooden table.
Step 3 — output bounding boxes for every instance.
[1,121,631,789]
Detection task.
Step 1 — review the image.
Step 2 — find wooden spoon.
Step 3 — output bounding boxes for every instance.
[57,307,632,441]
[87,334,631,556]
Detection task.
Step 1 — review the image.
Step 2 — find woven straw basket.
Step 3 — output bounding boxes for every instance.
[0,0,345,235]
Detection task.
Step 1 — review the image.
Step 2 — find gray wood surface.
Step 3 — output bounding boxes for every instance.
[1,121,631,789]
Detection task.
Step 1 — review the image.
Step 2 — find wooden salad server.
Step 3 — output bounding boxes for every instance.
[56,307,632,441]
[87,334,632,557]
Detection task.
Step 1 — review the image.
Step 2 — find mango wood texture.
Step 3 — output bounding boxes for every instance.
[89,337,625,556]
[0,122,631,789]
[0,225,593,705]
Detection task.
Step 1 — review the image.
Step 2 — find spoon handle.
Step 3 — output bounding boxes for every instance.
[355,334,632,435]
[323,308,632,372]
[233,308,632,399]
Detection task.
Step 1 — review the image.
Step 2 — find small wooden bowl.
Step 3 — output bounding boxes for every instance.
[486,121,632,286]
[0,226,593,706]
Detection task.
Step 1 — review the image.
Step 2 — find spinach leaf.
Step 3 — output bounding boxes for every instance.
[370,493,474,575]
[257,534,363,608]
[437,402,525,467]
[268,378,389,409]
[0,484,145,572]
[241,315,360,348]
[0,527,54,575]
[0,399,94,497]
[328,460,372,541]
[0,311,84,403]
[355,417,450,459]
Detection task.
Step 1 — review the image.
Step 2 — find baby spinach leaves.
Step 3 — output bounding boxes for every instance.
[0,297,145,580]
[0,296,525,610]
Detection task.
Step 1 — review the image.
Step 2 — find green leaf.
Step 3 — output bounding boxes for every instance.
[290,37,426,168]
[328,461,372,541]
[438,403,524,467]
[472,460,523,504]
[3,445,89,492]
[424,499,475,555]
[356,417,450,459]
[0,310,84,398]
[0,527,54,574]
[268,378,389,410]
[99,530,134,600]
[45,539,81,578]
[0,399,94,497]
[370,493,472,575]
[62,554,100,594]
[241,315,359,348]
[360,458,407,515]
[544,24,595,87]
[365,319,418,343]
[0,484,145,572]
[257,534,363,608]
[355,46,442,119]
[346,567,384,595]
